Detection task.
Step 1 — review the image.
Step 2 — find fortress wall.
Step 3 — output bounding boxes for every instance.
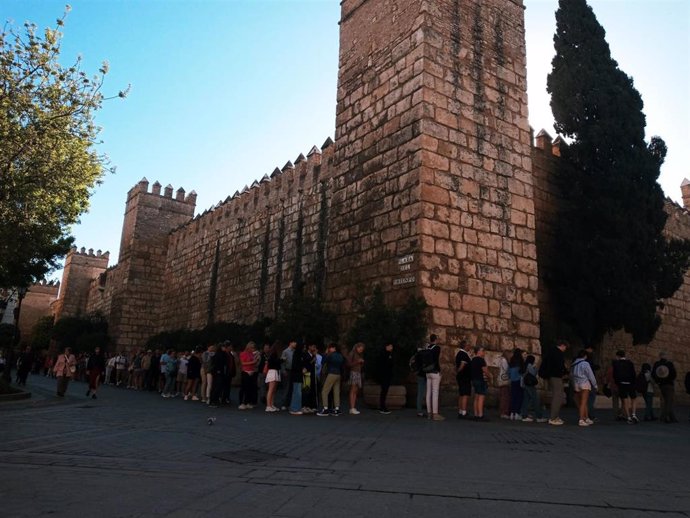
[159,144,336,332]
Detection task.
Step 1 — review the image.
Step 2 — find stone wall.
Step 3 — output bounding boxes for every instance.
[18,281,59,344]
[53,248,109,319]
[160,143,335,331]
[533,133,690,403]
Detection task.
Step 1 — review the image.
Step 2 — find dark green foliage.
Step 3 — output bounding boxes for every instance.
[30,316,54,350]
[546,0,690,345]
[347,286,428,384]
[0,323,17,349]
[146,319,273,352]
[271,294,338,347]
[52,313,109,353]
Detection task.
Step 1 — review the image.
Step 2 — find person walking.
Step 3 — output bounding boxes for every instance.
[378,343,394,414]
[455,340,472,419]
[348,342,365,415]
[540,339,569,426]
[16,346,33,386]
[86,346,106,399]
[53,347,77,397]
[652,352,678,423]
[317,343,344,416]
[424,335,443,421]
[571,349,597,427]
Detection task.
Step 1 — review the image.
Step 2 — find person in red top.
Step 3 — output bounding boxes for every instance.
[239,342,258,410]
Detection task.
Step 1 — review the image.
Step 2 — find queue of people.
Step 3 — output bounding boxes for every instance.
[11,336,689,426]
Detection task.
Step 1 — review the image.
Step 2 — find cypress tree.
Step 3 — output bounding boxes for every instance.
[546,0,690,345]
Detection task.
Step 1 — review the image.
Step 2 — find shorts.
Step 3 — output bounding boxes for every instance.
[457,376,471,396]
[265,369,281,383]
[349,371,362,388]
[573,381,592,392]
[176,372,186,383]
[472,379,488,396]
[618,384,637,399]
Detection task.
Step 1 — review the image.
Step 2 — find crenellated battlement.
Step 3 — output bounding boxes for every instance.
[170,137,335,237]
[128,177,197,206]
[69,246,110,259]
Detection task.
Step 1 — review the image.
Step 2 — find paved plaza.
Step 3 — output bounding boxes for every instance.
[1,374,689,518]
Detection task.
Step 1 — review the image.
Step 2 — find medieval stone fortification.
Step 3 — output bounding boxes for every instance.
[54,0,690,396]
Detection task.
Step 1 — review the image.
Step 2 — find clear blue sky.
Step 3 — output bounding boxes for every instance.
[4,0,689,281]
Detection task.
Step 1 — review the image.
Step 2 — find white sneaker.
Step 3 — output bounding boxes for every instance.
[548,418,564,426]
[521,416,534,422]
[183,395,189,401]
[192,396,199,401]
[578,419,591,427]
[238,404,247,410]
[349,408,360,415]
[585,418,594,425]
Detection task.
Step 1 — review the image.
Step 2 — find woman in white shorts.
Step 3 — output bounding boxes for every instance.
[571,349,598,427]
[265,343,282,412]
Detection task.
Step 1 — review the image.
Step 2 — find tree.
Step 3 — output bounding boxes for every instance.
[271,294,338,347]
[546,0,690,345]
[347,286,428,384]
[0,8,128,287]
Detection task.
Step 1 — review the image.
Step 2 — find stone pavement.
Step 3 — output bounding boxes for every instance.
[1,374,688,518]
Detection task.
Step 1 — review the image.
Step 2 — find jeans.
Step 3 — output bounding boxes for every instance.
[290,382,302,412]
[426,372,441,415]
[521,385,543,418]
[549,377,564,419]
[416,376,427,414]
[164,373,176,395]
[281,371,293,408]
[587,389,596,417]
[509,381,523,414]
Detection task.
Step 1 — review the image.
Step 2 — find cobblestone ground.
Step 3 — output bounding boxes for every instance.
[1,374,689,517]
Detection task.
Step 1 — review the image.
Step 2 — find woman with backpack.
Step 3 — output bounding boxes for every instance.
[520,355,546,422]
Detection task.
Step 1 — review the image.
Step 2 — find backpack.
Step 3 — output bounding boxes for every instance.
[654,363,670,381]
[418,347,436,373]
[634,372,648,394]
[409,353,420,373]
[523,372,538,387]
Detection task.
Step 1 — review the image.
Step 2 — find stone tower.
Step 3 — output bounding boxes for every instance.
[54,247,109,319]
[108,178,196,349]
[329,0,540,362]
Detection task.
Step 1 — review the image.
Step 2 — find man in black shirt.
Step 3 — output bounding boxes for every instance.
[612,350,638,424]
[541,340,568,426]
[455,340,471,418]
[378,343,394,414]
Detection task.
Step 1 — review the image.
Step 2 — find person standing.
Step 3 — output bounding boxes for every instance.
[115,351,128,387]
[208,344,228,408]
[257,343,270,405]
[264,342,282,412]
[348,342,365,415]
[16,346,33,386]
[571,349,597,427]
[508,349,525,421]
[497,349,511,419]
[612,350,638,424]
[239,342,258,410]
[201,344,214,403]
[289,342,306,415]
[86,346,106,399]
[638,363,656,421]
[280,341,297,410]
[317,343,345,416]
[425,335,443,421]
[412,344,427,417]
[520,355,546,422]
[378,343,394,414]
[584,345,599,420]
[53,347,76,397]
[455,340,472,419]
[540,339,569,426]
[185,349,201,400]
[652,351,678,423]
[162,351,178,398]
[470,346,491,420]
